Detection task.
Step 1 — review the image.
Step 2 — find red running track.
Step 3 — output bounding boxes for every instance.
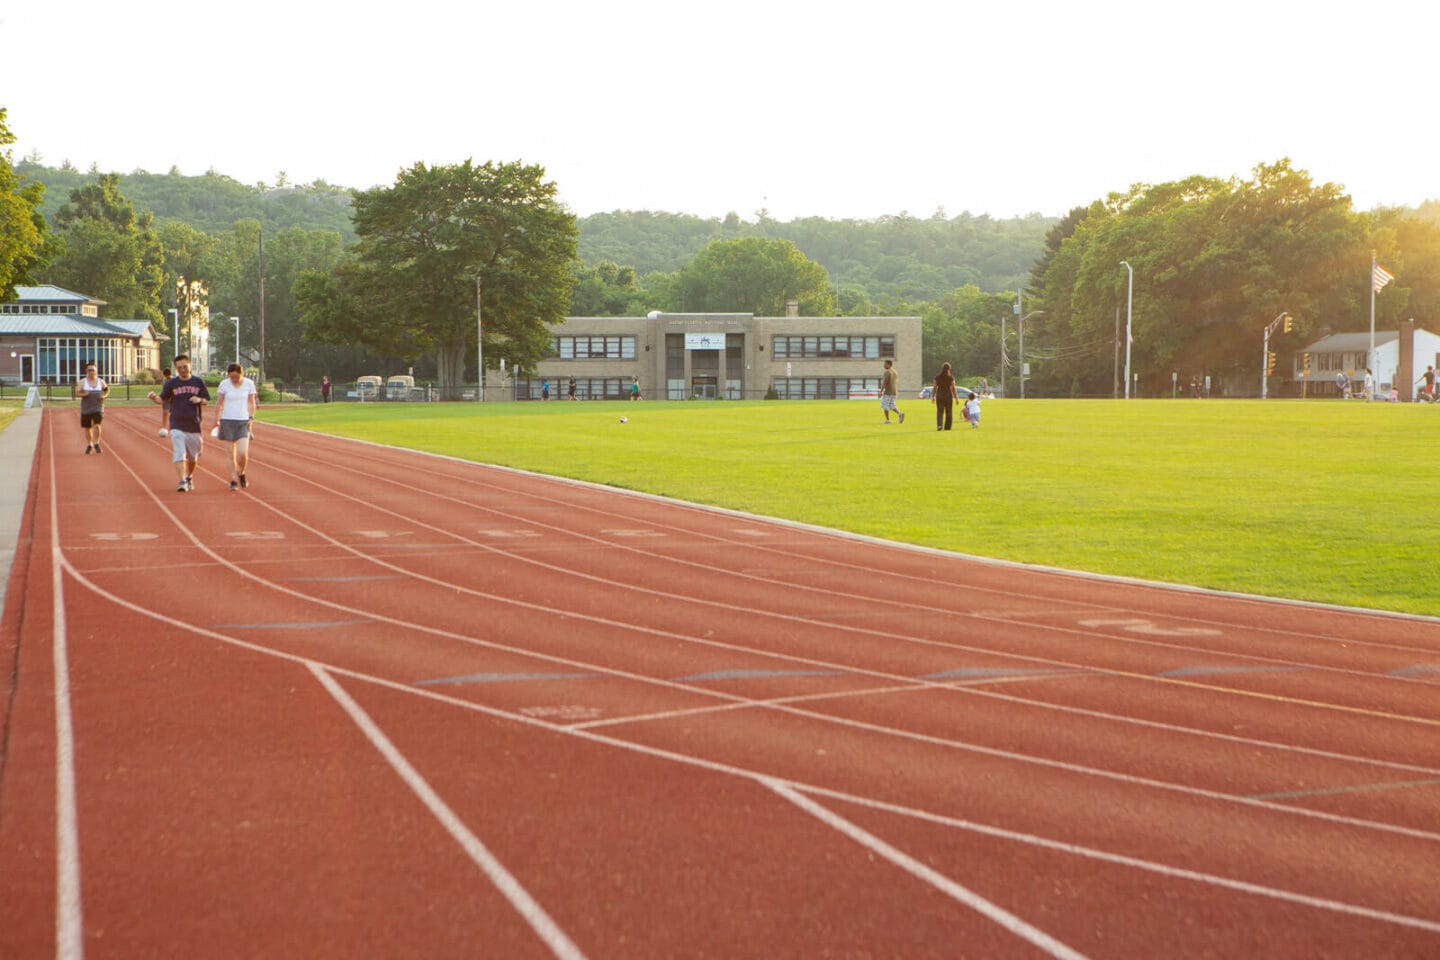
[2,407,1439,958]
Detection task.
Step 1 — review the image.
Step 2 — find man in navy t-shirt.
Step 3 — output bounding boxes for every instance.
[159,354,211,493]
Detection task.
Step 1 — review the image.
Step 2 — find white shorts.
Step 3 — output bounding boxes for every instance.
[170,430,202,462]
[880,395,898,412]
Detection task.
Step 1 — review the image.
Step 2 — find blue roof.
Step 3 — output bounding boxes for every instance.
[0,315,145,337]
[12,285,103,304]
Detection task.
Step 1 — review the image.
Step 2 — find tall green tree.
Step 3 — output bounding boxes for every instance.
[296,160,577,391]
[569,259,648,315]
[1029,160,1369,396]
[671,237,836,315]
[47,173,164,319]
[0,108,48,299]
[921,285,1011,384]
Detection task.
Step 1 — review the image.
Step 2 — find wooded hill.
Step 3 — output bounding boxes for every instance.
[16,161,1053,302]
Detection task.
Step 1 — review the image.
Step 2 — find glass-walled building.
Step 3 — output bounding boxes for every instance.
[0,286,168,385]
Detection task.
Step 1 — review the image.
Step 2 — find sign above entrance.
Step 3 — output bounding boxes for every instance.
[684,333,725,350]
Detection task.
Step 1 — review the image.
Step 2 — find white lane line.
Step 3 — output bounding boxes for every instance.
[53,557,1440,937]
[305,664,587,960]
[84,433,1440,845]
[47,424,84,960]
[250,431,1440,714]
[765,779,1091,960]
[794,782,1440,937]
[264,423,1440,646]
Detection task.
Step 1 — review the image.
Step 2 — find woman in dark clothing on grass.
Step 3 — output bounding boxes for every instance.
[932,362,959,431]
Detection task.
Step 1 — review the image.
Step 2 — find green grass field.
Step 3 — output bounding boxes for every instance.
[261,398,1437,616]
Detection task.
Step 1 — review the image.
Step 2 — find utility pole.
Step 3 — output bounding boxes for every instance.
[1119,261,1134,399]
[483,277,489,402]
[257,230,267,388]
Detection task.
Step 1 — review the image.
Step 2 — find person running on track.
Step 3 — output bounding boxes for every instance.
[210,362,259,491]
[159,354,210,493]
[74,361,109,454]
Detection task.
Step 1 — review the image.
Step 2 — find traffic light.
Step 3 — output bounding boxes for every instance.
[1283,315,1294,334]
[1302,352,1311,373]
[1266,351,1277,375]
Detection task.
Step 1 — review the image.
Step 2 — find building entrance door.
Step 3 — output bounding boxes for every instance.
[691,376,717,399]
[20,355,35,383]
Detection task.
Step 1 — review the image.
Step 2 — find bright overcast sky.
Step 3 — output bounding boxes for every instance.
[4,1,1437,222]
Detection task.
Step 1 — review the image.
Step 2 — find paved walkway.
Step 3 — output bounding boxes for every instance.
[0,407,42,621]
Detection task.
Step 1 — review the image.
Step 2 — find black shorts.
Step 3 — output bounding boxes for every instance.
[80,412,104,428]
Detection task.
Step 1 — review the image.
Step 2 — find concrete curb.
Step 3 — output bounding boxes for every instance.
[0,407,42,622]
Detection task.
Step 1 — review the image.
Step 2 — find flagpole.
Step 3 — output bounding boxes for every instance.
[1369,250,1376,387]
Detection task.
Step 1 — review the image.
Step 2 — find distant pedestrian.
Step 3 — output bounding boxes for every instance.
[211,363,258,491]
[147,366,173,433]
[880,359,904,424]
[931,362,959,431]
[541,379,550,401]
[964,393,982,428]
[567,375,577,400]
[629,376,642,400]
[1362,368,1375,401]
[978,376,989,396]
[159,354,210,493]
[74,361,109,454]
[321,375,332,403]
[1335,371,1350,400]
[1417,365,1435,402]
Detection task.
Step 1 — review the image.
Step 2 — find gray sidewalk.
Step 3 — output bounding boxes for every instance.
[0,408,42,622]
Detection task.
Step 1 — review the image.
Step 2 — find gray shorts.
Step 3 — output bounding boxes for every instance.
[218,420,250,442]
[170,430,202,462]
[880,394,898,412]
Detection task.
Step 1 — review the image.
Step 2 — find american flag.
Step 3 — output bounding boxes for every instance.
[1373,263,1395,293]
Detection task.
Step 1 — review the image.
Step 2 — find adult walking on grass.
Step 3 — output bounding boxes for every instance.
[880,358,904,425]
[211,363,258,491]
[931,362,959,431]
[160,354,210,493]
[75,361,108,454]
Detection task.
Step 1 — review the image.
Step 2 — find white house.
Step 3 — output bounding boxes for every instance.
[1293,322,1440,399]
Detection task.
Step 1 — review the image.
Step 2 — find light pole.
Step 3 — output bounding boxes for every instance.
[1015,293,1024,399]
[475,278,484,402]
[1261,311,1290,399]
[232,316,240,367]
[1119,261,1134,399]
[166,308,178,363]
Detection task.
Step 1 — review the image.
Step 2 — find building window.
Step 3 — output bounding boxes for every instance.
[38,337,124,382]
[552,335,637,360]
[516,377,630,400]
[771,335,897,359]
[770,377,880,399]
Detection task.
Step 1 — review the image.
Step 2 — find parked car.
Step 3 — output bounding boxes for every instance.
[386,375,416,401]
[353,375,382,400]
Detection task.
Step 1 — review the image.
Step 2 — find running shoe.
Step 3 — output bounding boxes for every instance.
[230,479,239,491]
[94,444,102,454]
[185,476,194,491]
[176,481,187,494]
[898,412,905,424]
[85,445,92,454]
[239,474,248,489]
